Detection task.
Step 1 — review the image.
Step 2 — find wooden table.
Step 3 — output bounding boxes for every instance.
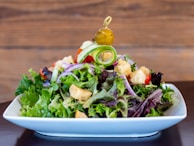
[0,81,193,146]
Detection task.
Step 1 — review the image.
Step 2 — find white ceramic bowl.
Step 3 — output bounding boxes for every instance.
[3,84,187,137]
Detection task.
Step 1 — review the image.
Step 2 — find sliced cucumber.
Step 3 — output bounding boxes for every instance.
[77,42,117,66]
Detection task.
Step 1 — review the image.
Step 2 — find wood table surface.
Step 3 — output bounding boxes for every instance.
[0,81,193,146]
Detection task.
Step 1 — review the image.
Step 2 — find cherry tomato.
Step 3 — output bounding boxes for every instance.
[83,55,94,63]
[74,48,94,63]
[145,74,151,84]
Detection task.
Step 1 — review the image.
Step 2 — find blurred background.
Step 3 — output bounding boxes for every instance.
[0,0,194,102]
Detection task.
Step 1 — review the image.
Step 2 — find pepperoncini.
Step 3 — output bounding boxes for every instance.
[94,16,114,45]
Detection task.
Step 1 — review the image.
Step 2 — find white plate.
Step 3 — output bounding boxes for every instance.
[3,84,187,137]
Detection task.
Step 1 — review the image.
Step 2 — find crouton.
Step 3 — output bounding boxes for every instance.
[75,110,88,118]
[114,59,131,77]
[130,69,146,84]
[140,66,150,76]
[130,66,151,84]
[62,56,74,64]
[54,56,74,70]
[69,84,92,101]
[100,52,113,61]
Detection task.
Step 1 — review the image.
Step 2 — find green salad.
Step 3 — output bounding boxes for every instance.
[15,16,174,118]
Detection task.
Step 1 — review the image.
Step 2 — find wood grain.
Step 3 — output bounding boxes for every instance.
[1,0,194,102]
[0,0,194,47]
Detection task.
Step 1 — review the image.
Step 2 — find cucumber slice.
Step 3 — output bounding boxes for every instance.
[77,43,117,66]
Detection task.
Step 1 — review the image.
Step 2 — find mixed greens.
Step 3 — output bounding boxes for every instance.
[15,16,174,118]
[15,53,174,118]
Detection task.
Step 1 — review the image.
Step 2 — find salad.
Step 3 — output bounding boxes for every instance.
[15,16,174,118]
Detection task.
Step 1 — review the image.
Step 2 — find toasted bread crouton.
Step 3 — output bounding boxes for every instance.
[140,66,150,76]
[69,84,92,101]
[62,56,74,64]
[130,66,150,84]
[114,59,131,77]
[101,52,113,61]
[75,110,88,118]
[130,69,146,84]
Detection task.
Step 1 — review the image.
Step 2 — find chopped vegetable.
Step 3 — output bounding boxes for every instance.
[94,16,114,45]
[145,74,151,84]
[76,41,117,66]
